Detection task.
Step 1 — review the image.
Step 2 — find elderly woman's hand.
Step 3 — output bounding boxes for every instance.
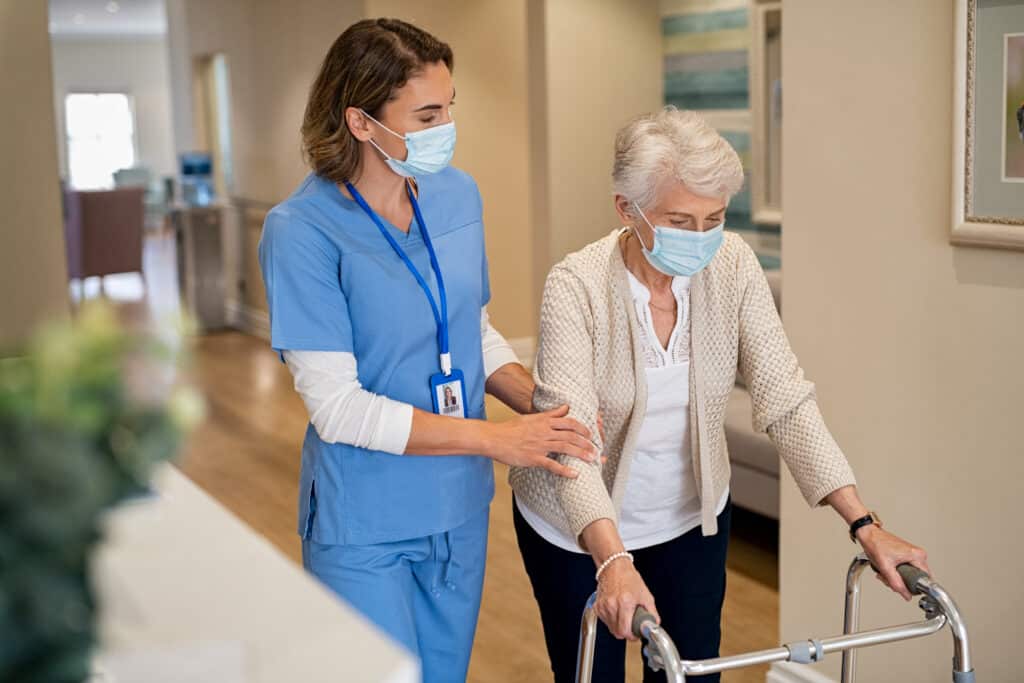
[825,487,930,601]
[594,559,660,640]
[857,526,930,601]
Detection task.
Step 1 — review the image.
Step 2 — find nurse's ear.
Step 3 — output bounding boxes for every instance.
[344,107,375,142]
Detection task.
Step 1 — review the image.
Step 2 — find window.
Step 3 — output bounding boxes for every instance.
[65,93,136,190]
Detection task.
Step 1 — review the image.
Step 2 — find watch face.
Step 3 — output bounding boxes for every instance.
[871,511,882,527]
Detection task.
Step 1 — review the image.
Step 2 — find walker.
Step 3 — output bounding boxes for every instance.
[575,553,974,682]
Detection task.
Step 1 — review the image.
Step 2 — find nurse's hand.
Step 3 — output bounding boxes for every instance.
[484,405,597,477]
[595,558,659,641]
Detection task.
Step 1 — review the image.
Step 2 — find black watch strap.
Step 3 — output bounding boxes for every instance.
[849,512,880,542]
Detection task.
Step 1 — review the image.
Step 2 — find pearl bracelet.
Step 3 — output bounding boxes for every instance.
[595,551,634,582]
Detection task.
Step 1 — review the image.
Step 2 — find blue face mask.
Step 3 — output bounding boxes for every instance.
[632,202,725,277]
[361,109,456,178]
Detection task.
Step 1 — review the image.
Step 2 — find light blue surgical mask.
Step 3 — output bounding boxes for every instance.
[361,109,456,177]
[632,202,724,277]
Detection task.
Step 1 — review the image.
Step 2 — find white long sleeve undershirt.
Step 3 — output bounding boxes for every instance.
[284,307,521,455]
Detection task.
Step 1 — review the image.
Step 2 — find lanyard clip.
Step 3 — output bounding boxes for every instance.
[440,352,452,377]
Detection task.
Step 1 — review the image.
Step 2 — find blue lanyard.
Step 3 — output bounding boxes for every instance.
[345,181,452,375]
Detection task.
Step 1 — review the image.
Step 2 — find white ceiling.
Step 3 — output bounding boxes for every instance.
[48,0,167,37]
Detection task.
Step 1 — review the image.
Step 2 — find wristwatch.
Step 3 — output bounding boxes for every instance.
[849,511,882,543]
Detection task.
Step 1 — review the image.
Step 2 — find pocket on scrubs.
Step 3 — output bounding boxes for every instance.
[303,481,317,540]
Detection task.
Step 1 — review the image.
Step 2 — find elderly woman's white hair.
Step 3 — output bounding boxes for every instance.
[613,106,745,211]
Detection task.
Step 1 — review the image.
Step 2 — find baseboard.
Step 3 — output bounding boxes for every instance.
[226,301,270,341]
[767,662,837,683]
[507,336,536,371]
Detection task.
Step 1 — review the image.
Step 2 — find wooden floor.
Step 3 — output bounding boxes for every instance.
[104,235,779,682]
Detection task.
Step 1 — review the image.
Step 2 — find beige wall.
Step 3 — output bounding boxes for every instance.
[50,37,177,181]
[366,0,536,338]
[166,0,363,316]
[165,1,662,339]
[0,0,69,351]
[778,2,1024,681]
[363,0,662,337]
[246,0,365,203]
[168,0,362,204]
[525,0,664,332]
[537,0,663,271]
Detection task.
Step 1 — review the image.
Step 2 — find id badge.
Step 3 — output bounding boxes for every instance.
[430,369,467,418]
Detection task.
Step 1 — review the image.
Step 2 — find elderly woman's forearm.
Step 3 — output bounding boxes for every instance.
[484,362,535,414]
[825,485,870,524]
[580,518,626,565]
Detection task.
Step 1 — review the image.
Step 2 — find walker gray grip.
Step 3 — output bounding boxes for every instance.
[896,563,930,595]
[632,606,657,638]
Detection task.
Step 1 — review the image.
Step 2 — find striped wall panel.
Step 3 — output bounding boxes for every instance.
[662,6,750,111]
[661,0,779,263]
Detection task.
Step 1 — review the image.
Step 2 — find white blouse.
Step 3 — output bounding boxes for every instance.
[517,270,728,552]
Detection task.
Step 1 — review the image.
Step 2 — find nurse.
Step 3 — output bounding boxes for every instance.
[257,18,596,682]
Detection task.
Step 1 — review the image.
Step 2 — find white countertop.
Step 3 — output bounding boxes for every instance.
[89,465,419,683]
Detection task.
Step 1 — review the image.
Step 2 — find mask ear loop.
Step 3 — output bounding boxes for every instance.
[631,202,656,252]
[366,137,393,162]
[359,108,408,164]
[359,108,406,140]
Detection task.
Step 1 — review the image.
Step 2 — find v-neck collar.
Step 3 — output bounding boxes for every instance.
[328,176,424,244]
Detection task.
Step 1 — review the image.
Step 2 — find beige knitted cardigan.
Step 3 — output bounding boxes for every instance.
[510,229,856,544]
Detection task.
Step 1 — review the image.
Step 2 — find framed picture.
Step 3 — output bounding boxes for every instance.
[952,0,1024,250]
[1004,31,1024,182]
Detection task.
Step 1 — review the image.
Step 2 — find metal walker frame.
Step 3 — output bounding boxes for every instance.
[575,554,974,682]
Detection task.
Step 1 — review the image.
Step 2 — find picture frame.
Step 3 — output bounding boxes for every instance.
[951,0,1024,250]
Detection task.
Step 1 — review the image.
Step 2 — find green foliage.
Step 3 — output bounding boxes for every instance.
[0,303,203,682]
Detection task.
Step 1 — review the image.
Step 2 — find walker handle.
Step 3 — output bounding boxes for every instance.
[896,563,930,596]
[632,606,658,638]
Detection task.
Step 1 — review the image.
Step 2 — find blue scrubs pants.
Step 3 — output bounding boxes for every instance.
[303,499,490,683]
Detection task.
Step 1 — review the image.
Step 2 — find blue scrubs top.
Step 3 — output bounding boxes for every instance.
[258,168,495,546]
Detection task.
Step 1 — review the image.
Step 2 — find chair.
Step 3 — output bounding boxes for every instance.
[63,187,146,289]
[114,166,170,231]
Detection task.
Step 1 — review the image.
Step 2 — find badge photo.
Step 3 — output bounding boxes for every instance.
[430,369,467,419]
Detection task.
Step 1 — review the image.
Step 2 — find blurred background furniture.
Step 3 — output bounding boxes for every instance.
[171,203,227,331]
[63,186,146,289]
[114,166,172,231]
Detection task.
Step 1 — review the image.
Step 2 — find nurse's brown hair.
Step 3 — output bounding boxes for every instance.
[302,18,453,185]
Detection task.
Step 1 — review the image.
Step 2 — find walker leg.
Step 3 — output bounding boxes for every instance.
[840,554,871,683]
[575,593,599,683]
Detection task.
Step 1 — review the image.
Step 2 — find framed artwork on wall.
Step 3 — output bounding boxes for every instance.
[952,0,1024,250]
[1003,31,1024,182]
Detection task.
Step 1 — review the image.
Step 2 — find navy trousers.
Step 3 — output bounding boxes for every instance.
[514,500,732,682]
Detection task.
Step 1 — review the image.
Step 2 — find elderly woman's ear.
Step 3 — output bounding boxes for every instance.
[614,195,640,225]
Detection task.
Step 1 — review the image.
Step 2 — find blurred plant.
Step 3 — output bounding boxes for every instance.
[0,302,204,682]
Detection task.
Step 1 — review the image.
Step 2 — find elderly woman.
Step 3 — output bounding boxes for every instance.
[510,107,929,682]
